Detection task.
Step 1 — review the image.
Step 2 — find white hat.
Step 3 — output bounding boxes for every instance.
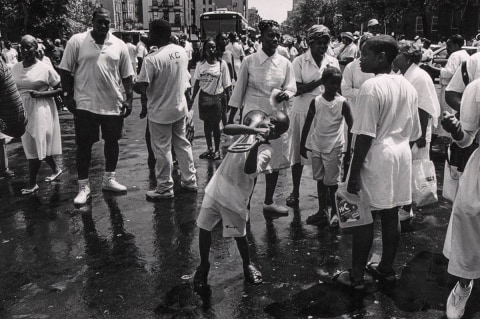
[368,19,379,27]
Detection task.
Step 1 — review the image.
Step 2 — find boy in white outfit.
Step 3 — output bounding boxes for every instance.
[193,111,290,293]
[300,66,353,227]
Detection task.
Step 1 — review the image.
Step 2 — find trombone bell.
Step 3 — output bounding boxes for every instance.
[227,110,267,153]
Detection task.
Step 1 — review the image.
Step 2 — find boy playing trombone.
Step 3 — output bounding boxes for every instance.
[194,110,290,292]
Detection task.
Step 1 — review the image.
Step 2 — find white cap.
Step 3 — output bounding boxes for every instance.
[368,19,379,27]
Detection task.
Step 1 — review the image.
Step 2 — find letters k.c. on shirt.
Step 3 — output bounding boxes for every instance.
[137,44,190,124]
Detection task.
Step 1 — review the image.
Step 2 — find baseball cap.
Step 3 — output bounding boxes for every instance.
[368,19,379,27]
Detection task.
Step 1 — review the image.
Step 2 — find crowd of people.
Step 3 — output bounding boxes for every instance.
[1,8,480,319]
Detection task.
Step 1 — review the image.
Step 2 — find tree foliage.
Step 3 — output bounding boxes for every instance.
[0,0,95,42]
[284,0,455,36]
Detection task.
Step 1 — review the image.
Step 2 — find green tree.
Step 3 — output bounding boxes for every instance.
[0,0,94,42]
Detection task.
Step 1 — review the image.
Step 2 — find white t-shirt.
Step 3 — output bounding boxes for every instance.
[58,31,134,115]
[184,40,193,60]
[447,52,480,93]
[352,74,421,209]
[308,95,346,153]
[440,49,469,86]
[458,78,480,146]
[225,42,245,75]
[136,41,147,59]
[203,136,272,215]
[193,60,231,95]
[292,49,340,114]
[126,42,137,74]
[404,63,440,128]
[137,44,190,124]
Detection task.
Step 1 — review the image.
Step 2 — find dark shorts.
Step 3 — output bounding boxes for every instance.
[198,90,225,123]
[74,109,124,145]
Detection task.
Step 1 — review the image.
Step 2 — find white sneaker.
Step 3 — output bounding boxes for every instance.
[398,207,414,222]
[74,180,91,205]
[102,172,127,192]
[446,280,473,319]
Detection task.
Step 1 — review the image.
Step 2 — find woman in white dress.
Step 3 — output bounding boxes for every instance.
[228,20,296,215]
[12,35,63,195]
[442,81,480,319]
[286,24,339,217]
[392,41,441,220]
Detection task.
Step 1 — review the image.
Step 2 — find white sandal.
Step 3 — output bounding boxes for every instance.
[45,169,63,182]
[21,184,39,195]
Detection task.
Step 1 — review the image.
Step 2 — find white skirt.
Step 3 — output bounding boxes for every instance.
[443,148,480,279]
[287,110,311,166]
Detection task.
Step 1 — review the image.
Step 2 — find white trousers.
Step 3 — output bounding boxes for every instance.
[148,117,197,191]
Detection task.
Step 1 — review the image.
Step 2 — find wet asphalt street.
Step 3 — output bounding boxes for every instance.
[1,93,480,319]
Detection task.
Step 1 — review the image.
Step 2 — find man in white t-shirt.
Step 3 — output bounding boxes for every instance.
[58,7,135,206]
[334,35,421,290]
[134,19,197,200]
[124,34,137,78]
[445,52,480,111]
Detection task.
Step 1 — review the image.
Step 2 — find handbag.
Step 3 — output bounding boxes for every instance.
[443,146,461,202]
[412,159,438,207]
[442,160,460,202]
[448,142,478,173]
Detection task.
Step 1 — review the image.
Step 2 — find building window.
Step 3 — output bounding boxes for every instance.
[152,0,158,5]
[431,15,438,32]
[209,0,212,4]
[203,0,205,4]
[209,8,212,11]
[203,8,206,12]
[163,10,170,22]
[175,13,181,25]
[415,16,423,33]
[175,0,180,5]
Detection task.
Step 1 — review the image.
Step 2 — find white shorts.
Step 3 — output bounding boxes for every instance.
[196,197,247,237]
[311,147,342,185]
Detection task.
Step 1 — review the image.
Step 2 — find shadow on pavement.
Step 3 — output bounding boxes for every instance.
[263,251,480,318]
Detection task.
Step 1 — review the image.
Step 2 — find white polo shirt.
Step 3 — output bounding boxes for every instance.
[137,44,190,124]
[58,31,134,115]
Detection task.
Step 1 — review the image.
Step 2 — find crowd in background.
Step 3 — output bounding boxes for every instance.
[2,9,480,319]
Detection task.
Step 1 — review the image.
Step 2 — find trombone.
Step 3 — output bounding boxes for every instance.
[227,110,267,153]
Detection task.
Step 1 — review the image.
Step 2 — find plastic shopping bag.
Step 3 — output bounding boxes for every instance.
[442,160,461,202]
[335,183,373,229]
[412,159,438,207]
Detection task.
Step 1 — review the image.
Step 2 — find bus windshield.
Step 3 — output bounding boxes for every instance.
[200,11,248,41]
[201,20,237,39]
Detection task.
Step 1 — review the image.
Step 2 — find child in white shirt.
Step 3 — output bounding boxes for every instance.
[194,110,290,293]
[300,66,353,227]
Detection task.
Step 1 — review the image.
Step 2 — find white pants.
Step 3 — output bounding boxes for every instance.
[148,117,197,191]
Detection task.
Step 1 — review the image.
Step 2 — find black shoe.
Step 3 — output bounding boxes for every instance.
[199,149,214,159]
[0,169,15,178]
[306,211,329,225]
[285,193,299,208]
[193,264,210,293]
